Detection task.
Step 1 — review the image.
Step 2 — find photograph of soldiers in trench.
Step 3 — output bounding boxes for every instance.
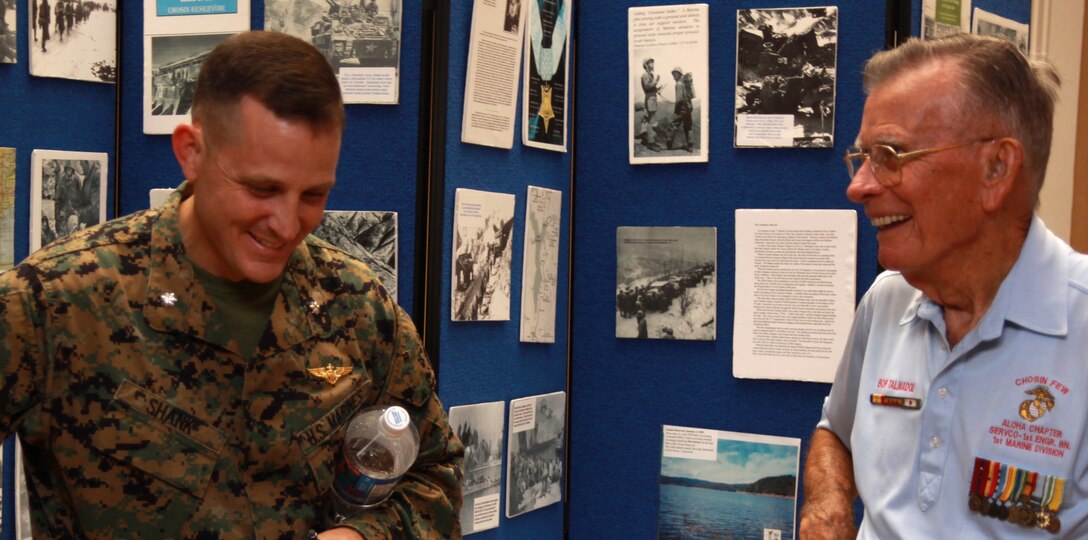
[454,212,514,321]
[735,7,838,148]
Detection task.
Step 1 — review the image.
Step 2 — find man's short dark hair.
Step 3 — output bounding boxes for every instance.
[193,31,344,135]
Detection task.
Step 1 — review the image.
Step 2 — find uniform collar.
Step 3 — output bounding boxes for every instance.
[904,216,1069,340]
[143,182,329,354]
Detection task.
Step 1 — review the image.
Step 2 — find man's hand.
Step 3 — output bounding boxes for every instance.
[799,428,858,539]
[317,527,364,540]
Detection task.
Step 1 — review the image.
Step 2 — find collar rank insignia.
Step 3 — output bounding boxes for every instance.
[308,364,353,385]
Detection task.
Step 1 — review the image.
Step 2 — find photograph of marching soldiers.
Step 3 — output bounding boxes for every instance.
[449,401,505,535]
[616,226,716,341]
[310,210,398,302]
[28,0,116,82]
[506,392,565,518]
[30,152,106,252]
[735,7,838,148]
[452,188,515,322]
[150,33,233,117]
[265,0,401,70]
[1,0,15,63]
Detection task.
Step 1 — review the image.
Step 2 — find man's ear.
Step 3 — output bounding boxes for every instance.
[980,137,1023,212]
[172,123,203,182]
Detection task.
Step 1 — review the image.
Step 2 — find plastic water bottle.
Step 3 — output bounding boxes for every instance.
[327,405,420,522]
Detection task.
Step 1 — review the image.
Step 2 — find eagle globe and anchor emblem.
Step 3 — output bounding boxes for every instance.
[1019,385,1056,422]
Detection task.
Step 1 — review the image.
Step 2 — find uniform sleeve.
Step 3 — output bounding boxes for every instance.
[0,265,50,438]
[339,305,464,539]
[815,287,875,452]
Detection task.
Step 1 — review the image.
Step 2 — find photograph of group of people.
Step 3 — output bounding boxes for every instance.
[30,151,106,252]
[29,0,117,82]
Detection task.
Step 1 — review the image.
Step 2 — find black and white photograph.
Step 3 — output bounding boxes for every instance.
[13,437,31,540]
[449,401,505,535]
[735,7,838,148]
[972,8,1028,53]
[617,226,716,341]
[452,188,515,322]
[29,149,108,253]
[265,0,403,104]
[506,391,565,518]
[310,210,398,302]
[503,0,520,34]
[28,0,117,82]
[144,33,235,134]
[628,4,708,164]
[1,0,15,63]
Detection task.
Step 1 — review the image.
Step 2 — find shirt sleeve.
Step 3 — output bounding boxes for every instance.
[815,287,876,452]
[339,304,464,539]
[0,265,49,439]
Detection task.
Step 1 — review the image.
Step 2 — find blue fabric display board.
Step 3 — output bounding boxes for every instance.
[0,0,1029,538]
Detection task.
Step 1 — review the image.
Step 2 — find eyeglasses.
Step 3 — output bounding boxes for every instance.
[844,138,996,187]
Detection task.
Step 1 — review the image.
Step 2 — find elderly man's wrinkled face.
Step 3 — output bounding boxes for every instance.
[847,60,995,279]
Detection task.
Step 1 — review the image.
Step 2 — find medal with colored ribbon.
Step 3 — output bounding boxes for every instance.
[968,457,1064,534]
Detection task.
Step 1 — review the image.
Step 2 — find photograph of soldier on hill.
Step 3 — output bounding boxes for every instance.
[735,6,838,148]
[616,226,716,340]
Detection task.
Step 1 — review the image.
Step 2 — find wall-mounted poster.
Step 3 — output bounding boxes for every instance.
[522,0,571,152]
[143,0,249,134]
[506,391,565,518]
[972,7,1028,53]
[449,401,506,535]
[659,426,800,540]
[265,0,403,105]
[1,148,14,272]
[452,188,515,322]
[520,186,561,343]
[310,210,398,302]
[461,0,528,149]
[28,0,117,82]
[735,7,838,149]
[616,226,716,341]
[29,149,108,253]
[1,0,15,63]
[922,0,970,40]
[628,4,709,164]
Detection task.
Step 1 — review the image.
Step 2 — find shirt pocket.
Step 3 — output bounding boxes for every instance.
[295,385,373,498]
[89,379,226,497]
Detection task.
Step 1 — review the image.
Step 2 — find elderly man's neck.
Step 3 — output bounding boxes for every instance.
[903,217,1032,347]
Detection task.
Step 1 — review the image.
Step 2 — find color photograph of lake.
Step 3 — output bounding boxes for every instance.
[658,483,794,540]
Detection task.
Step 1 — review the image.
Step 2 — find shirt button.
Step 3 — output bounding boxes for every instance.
[938,387,949,399]
[930,435,941,448]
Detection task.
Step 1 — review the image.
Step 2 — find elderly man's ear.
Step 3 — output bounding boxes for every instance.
[981,137,1024,212]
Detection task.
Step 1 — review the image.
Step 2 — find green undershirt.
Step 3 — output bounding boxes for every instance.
[192,264,282,359]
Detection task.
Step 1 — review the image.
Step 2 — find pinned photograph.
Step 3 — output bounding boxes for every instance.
[143,32,235,134]
[628,4,708,164]
[310,210,398,302]
[659,426,800,540]
[1,0,15,63]
[506,391,565,518]
[28,0,117,82]
[735,7,838,148]
[922,0,969,40]
[616,226,716,341]
[265,0,404,105]
[449,401,506,535]
[1,147,15,271]
[452,188,515,322]
[30,149,108,253]
[522,0,571,151]
[972,8,1029,53]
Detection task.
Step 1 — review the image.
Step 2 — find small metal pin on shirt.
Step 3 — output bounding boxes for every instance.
[160,292,177,306]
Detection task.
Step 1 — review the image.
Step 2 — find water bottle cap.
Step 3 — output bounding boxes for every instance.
[383,406,411,431]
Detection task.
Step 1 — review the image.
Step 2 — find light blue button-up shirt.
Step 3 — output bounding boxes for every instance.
[819,216,1088,538]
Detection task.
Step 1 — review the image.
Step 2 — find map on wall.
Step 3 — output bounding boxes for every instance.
[520,186,562,343]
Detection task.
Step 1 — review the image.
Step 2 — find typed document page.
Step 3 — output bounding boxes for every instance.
[733,209,856,382]
[461,0,529,149]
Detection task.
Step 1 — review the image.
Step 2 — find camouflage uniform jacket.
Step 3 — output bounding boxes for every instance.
[0,185,463,539]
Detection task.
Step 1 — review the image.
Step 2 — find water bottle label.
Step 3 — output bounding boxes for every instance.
[332,449,399,504]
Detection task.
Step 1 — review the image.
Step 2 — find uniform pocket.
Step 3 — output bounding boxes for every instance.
[296,387,373,496]
[89,379,226,497]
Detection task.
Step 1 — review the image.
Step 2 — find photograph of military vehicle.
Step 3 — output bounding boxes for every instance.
[616,227,717,340]
[265,0,401,69]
